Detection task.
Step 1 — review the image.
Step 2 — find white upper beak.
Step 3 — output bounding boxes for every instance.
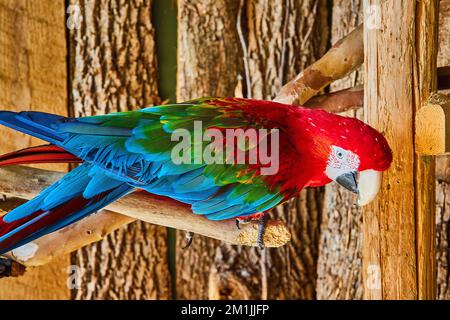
[357,169,382,206]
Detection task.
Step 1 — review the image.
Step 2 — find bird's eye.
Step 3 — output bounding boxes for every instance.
[336,151,344,159]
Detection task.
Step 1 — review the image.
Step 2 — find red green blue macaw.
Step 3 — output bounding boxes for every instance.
[0,97,392,253]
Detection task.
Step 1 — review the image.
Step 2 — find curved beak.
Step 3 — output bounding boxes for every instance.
[335,171,358,194]
[335,169,383,206]
[357,169,382,206]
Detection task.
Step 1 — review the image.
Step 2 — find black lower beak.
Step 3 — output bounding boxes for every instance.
[336,171,359,194]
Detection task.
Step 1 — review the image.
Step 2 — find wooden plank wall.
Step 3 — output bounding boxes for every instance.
[0,0,69,299]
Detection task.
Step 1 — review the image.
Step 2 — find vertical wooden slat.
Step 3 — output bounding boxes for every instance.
[316,0,364,300]
[436,0,450,300]
[363,0,438,299]
[68,0,171,300]
[0,0,69,299]
[363,0,417,300]
[414,0,439,300]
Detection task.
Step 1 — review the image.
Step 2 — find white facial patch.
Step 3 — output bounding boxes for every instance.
[325,146,360,180]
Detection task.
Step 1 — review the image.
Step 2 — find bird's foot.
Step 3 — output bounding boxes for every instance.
[236,213,269,249]
[235,212,266,230]
[235,217,252,229]
[181,231,194,249]
[256,213,269,250]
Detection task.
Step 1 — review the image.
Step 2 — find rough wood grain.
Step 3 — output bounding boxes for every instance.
[413,0,439,300]
[363,0,417,300]
[316,0,364,300]
[362,0,438,300]
[68,0,171,300]
[0,0,69,300]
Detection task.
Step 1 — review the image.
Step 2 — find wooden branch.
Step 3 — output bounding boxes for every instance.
[304,66,450,113]
[305,85,363,112]
[0,165,291,266]
[416,93,450,155]
[274,24,363,105]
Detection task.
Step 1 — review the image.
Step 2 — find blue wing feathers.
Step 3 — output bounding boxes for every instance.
[0,105,286,232]
[0,111,66,144]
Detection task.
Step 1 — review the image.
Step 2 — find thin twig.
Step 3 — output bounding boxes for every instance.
[237,0,252,98]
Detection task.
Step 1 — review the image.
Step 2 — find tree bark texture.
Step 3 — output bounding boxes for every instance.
[176,0,328,300]
[316,0,364,300]
[0,0,70,299]
[176,0,245,300]
[68,0,171,300]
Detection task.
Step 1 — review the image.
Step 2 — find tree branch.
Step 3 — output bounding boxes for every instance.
[305,85,363,113]
[274,24,363,105]
[304,67,450,113]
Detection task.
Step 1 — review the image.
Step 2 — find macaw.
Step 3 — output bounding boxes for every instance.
[0,97,392,253]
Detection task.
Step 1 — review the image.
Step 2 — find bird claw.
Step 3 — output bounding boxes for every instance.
[236,213,269,249]
[182,231,194,249]
[235,217,252,230]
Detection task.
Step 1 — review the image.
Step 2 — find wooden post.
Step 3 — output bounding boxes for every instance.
[363,0,438,299]
[414,0,439,299]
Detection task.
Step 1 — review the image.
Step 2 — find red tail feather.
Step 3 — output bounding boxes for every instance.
[0,145,81,167]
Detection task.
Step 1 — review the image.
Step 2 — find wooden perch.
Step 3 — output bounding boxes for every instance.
[0,165,291,266]
[415,93,450,155]
[274,24,363,105]
[305,85,363,113]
